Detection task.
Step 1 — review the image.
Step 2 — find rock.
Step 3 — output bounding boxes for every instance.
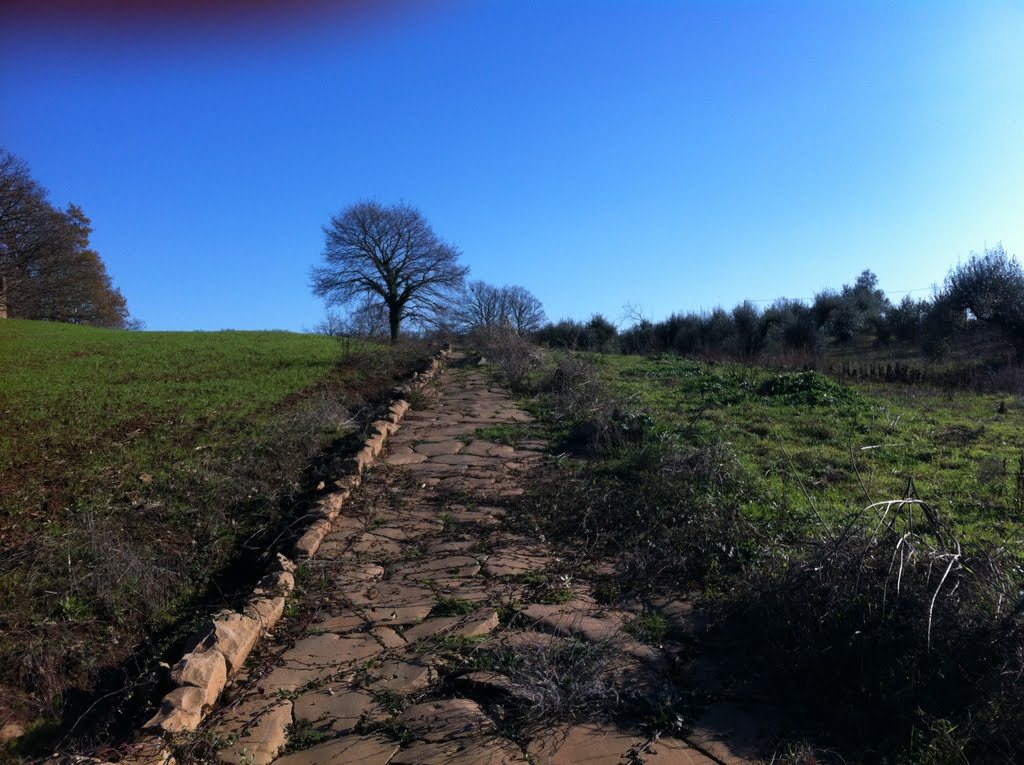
[365,432,386,457]
[527,723,635,765]
[170,649,227,707]
[293,688,381,733]
[0,721,24,744]
[195,613,262,675]
[355,447,375,473]
[411,440,464,457]
[390,555,481,580]
[254,569,295,597]
[401,608,500,643]
[245,596,285,632]
[214,698,292,765]
[273,735,400,765]
[365,659,435,693]
[522,603,624,644]
[483,548,551,577]
[400,699,495,742]
[259,632,390,690]
[391,738,527,765]
[294,519,331,558]
[387,450,430,466]
[144,686,206,733]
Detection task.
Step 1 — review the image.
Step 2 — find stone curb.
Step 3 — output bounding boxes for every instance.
[43,348,450,765]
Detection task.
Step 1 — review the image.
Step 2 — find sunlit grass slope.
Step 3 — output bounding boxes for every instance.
[0,320,344,525]
[595,353,1024,549]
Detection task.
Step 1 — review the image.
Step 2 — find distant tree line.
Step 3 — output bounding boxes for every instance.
[536,246,1024,362]
[309,202,1021,364]
[0,147,136,328]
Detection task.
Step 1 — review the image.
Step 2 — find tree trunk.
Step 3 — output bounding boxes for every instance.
[389,306,401,345]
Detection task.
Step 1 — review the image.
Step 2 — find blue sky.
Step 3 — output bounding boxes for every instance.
[1,1,1022,331]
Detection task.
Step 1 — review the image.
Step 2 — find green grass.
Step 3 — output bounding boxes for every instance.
[0,320,424,752]
[0,319,350,522]
[594,352,1024,551]
[473,422,537,446]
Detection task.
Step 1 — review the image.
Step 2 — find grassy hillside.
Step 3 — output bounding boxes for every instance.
[596,353,1024,548]
[2,321,345,529]
[500,344,1024,763]
[0,320,425,751]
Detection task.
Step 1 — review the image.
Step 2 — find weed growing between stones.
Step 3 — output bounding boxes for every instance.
[472,636,624,731]
[428,598,478,618]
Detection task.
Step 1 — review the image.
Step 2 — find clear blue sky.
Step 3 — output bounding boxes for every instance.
[1,1,1021,331]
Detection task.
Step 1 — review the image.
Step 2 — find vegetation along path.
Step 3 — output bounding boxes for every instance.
[199,354,767,765]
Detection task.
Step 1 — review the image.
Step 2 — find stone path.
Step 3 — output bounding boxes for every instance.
[203,358,769,765]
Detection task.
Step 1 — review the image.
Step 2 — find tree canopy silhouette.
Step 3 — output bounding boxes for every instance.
[311,201,468,343]
[0,147,132,327]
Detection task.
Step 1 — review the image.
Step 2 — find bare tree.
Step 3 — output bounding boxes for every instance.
[459,280,508,331]
[311,201,468,344]
[458,281,545,337]
[502,284,546,335]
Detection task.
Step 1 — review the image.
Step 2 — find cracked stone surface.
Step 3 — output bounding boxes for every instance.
[204,355,765,764]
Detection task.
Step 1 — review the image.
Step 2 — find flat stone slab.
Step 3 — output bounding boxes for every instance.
[400,698,495,742]
[406,608,500,644]
[412,440,465,457]
[365,658,436,693]
[687,703,774,765]
[428,454,499,467]
[635,737,719,764]
[214,697,292,765]
[334,563,386,585]
[491,630,564,652]
[462,440,517,458]
[483,548,551,577]
[523,603,625,643]
[273,735,400,765]
[425,539,477,554]
[351,532,404,557]
[527,723,635,765]
[261,631,395,689]
[390,555,482,580]
[402,608,500,643]
[346,582,436,609]
[387,449,430,466]
[293,688,380,733]
[391,737,528,765]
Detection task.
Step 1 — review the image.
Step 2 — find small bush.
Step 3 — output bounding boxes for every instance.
[758,370,858,406]
[482,636,622,726]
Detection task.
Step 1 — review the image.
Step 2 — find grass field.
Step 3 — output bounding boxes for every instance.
[2,320,348,531]
[595,353,1024,550]
[0,320,425,752]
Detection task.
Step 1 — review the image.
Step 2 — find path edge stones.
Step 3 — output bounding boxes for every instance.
[42,349,450,765]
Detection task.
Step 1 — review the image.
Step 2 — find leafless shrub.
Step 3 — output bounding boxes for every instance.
[483,635,622,726]
[472,326,542,389]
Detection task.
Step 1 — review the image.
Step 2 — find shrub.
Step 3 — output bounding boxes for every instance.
[942,245,1024,358]
[725,497,1024,762]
